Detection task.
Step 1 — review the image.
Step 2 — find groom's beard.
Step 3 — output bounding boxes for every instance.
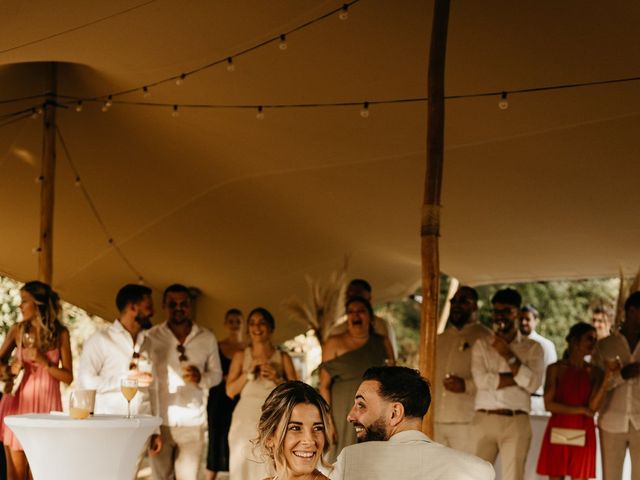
[353,417,388,443]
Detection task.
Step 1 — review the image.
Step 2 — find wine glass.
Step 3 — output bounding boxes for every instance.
[120,378,138,419]
[22,330,36,362]
[22,331,36,348]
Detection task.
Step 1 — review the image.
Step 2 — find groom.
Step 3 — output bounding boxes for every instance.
[330,366,495,480]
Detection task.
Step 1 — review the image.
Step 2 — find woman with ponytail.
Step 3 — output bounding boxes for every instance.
[0,281,73,480]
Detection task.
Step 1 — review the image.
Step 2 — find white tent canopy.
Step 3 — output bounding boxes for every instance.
[1,0,639,340]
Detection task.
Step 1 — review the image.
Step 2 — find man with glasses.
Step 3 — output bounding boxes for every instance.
[147,284,223,480]
[470,288,545,480]
[434,286,491,453]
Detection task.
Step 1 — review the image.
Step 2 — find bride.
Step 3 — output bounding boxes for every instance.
[257,381,334,480]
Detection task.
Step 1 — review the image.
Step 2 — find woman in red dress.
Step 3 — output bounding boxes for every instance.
[536,322,617,480]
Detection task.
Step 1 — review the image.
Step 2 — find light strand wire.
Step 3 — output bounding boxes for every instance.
[0,0,158,55]
[55,125,145,282]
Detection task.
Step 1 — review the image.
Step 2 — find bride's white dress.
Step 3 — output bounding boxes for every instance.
[228,348,283,480]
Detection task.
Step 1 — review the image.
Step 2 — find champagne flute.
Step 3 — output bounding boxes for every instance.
[22,331,36,348]
[120,378,138,419]
[22,330,36,362]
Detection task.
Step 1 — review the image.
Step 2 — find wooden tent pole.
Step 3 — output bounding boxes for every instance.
[38,63,57,284]
[419,0,450,436]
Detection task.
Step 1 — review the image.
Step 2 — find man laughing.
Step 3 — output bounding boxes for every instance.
[329,366,494,480]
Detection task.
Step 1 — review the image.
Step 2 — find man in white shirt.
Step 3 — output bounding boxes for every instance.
[470,288,545,480]
[77,284,162,469]
[78,284,157,416]
[592,291,640,480]
[329,278,398,358]
[330,366,494,480]
[435,286,491,452]
[147,284,223,480]
[519,304,557,413]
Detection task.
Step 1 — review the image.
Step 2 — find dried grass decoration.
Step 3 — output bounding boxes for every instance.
[283,268,348,345]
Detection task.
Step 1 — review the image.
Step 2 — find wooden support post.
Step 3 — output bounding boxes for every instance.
[38,63,57,284]
[419,0,450,437]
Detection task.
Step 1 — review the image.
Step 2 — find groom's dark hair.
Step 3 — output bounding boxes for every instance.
[362,366,431,419]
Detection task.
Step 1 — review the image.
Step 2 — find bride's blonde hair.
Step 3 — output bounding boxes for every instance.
[256,381,334,478]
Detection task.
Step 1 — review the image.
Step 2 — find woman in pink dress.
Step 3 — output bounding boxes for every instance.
[0,281,73,480]
[536,322,616,480]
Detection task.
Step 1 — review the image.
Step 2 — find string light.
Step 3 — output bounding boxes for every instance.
[226,57,235,72]
[31,247,42,254]
[102,95,113,112]
[74,176,81,187]
[35,175,44,183]
[256,106,265,120]
[339,4,349,20]
[498,92,509,110]
[360,101,370,118]
[279,34,288,51]
[176,73,186,86]
[30,108,40,119]
[75,100,83,112]
[171,105,180,117]
[142,86,151,98]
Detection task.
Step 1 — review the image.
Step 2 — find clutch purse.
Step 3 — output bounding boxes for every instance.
[550,427,586,447]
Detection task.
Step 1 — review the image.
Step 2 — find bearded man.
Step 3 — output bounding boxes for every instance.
[330,366,494,480]
[434,286,491,452]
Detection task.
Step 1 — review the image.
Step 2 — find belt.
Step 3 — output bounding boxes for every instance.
[477,409,528,416]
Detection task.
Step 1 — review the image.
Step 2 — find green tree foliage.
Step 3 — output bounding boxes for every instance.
[378,276,618,368]
[475,278,618,355]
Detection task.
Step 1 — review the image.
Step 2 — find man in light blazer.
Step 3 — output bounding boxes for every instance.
[330,366,495,480]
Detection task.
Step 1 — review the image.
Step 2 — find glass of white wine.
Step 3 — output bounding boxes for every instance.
[120,378,138,419]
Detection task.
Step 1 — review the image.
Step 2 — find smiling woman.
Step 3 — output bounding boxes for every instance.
[226,308,298,479]
[257,381,334,480]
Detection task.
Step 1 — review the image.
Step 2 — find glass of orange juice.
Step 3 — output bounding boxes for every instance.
[121,378,138,419]
[69,391,91,419]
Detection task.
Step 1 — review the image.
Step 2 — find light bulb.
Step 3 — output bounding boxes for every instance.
[226,57,235,72]
[176,74,186,86]
[279,34,288,50]
[143,86,151,98]
[75,101,83,112]
[74,176,81,187]
[30,108,40,119]
[32,247,42,254]
[498,92,509,110]
[35,175,44,183]
[256,106,265,120]
[105,96,113,108]
[339,4,349,20]
[101,102,110,112]
[360,101,370,118]
[172,105,180,117]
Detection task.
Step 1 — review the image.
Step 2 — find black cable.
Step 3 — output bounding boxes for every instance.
[0,1,158,55]
[56,126,145,283]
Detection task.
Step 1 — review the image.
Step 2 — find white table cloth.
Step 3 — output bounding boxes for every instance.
[5,413,161,480]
